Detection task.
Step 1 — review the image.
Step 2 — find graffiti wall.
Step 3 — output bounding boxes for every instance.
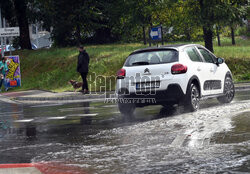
[5,55,21,88]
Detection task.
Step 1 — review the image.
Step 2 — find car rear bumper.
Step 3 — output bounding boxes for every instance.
[118,84,184,106]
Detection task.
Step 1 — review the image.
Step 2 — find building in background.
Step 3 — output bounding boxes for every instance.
[29,23,52,49]
[0,21,52,53]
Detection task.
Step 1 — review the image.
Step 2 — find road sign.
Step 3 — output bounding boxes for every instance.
[0,27,20,37]
[150,26,162,41]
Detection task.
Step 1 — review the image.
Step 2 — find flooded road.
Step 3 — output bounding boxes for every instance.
[0,90,250,173]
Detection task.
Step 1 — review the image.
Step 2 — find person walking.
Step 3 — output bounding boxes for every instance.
[77,46,89,94]
[0,56,9,92]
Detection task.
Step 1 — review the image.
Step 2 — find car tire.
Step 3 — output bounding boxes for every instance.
[183,83,200,112]
[217,76,235,103]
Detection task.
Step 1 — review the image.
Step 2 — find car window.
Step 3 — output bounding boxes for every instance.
[124,50,179,66]
[185,47,203,62]
[198,48,216,63]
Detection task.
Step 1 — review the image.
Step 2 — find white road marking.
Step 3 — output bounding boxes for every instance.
[14,119,34,123]
[102,105,117,108]
[66,113,98,117]
[30,104,63,108]
[47,116,66,120]
[59,107,95,112]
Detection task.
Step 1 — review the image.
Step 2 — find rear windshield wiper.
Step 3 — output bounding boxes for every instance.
[132,61,149,66]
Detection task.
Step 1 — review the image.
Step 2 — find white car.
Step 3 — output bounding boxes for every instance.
[116,44,235,116]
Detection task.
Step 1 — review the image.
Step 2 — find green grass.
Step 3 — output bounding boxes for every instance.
[4,37,250,92]
[214,37,250,59]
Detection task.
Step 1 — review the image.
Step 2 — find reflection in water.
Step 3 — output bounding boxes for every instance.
[0,90,250,173]
[157,105,178,118]
[26,123,37,138]
[210,111,250,172]
[80,102,92,125]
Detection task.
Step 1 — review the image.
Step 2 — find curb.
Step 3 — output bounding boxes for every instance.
[0,163,88,174]
[13,92,115,101]
[8,84,250,102]
[235,85,250,91]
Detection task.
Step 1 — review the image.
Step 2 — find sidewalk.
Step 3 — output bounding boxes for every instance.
[0,82,250,104]
[234,82,250,91]
[0,90,114,104]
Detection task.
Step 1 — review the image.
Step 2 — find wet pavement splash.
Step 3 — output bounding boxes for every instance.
[0,90,250,173]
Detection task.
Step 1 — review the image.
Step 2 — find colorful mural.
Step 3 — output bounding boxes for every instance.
[5,55,21,88]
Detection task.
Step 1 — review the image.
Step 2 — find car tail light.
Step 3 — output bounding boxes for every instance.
[117,68,126,79]
[171,64,187,74]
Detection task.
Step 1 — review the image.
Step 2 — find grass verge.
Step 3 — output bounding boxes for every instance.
[4,37,250,92]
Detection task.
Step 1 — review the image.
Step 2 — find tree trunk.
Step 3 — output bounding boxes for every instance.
[142,25,146,45]
[199,0,213,52]
[13,0,31,49]
[216,26,221,46]
[248,20,250,32]
[185,27,191,41]
[149,23,153,47]
[231,26,235,45]
[203,26,214,53]
[76,22,81,46]
[147,0,152,47]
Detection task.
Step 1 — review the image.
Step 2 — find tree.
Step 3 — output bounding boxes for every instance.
[227,0,248,45]
[214,0,248,45]
[13,0,32,49]
[34,0,125,46]
[120,0,174,45]
[182,0,248,52]
[0,0,32,49]
[197,0,217,52]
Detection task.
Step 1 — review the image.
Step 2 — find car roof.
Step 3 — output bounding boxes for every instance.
[130,44,202,55]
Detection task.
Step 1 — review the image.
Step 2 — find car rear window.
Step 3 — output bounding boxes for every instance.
[124,50,179,66]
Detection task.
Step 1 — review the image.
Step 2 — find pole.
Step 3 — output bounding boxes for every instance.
[161,25,164,46]
[149,27,151,47]
[0,6,4,57]
[36,24,39,48]
[10,37,12,55]
[3,17,6,54]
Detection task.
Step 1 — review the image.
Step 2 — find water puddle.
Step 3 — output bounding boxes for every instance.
[210,111,250,172]
[1,92,250,173]
[212,111,250,144]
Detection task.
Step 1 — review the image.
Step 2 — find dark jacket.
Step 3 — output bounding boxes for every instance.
[77,50,89,73]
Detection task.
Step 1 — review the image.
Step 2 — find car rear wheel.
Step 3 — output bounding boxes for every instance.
[217,76,235,103]
[183,83,200,112]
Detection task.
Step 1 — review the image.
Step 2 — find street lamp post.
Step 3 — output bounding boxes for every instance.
[0,6,4,57]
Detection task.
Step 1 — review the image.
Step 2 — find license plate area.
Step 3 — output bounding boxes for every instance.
[136,81,160,89]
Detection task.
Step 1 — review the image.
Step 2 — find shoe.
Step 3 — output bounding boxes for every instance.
[83,91,89,94]
[5,88,8,92]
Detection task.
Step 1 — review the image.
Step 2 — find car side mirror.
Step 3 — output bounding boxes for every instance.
[216,57,224,65]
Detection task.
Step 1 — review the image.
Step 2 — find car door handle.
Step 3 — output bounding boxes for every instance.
[197,67,201,71]
[210,68,214,72]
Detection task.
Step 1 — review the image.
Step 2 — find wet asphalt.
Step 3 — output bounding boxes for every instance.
[0,90,250,174]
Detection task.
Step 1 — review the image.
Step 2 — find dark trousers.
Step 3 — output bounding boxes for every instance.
[80,72,89,91]
[0,78,3,89]
[0,74,5,90]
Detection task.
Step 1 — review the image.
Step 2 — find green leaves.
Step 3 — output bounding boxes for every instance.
[2,0,247,47]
